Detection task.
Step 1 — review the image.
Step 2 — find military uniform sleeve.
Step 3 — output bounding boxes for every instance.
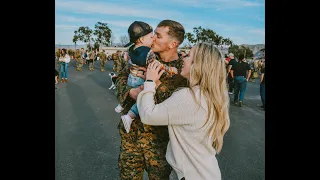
[155,75,188,104]
[115,61,135,108]
[119,55,127,71]
[154,83,173,104]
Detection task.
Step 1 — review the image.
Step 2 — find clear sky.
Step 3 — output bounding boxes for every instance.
[55,0,265,46]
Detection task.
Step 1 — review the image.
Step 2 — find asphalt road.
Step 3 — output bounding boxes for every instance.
[55,60,265,180]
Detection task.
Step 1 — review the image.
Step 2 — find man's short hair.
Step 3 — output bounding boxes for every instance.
[157,20,185,45]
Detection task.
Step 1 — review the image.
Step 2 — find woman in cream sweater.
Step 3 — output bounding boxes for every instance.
[137,42,230,180]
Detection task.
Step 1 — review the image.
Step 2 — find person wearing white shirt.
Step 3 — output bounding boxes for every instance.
[137,42,230,180]
[58,48,71,83]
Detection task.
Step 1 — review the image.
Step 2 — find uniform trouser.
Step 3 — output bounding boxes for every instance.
[89,59,94,69]
[118,119,171,180]
[75,60,78,67]
[100,59,105,69]
[77,59,83,68]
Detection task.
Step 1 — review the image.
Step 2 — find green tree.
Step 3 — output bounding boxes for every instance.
[185,26,232,50]
[93,22,112,49]
[185,32,196,45]
[222,38,233,46]
[228,45,253,59]
[72,33,79,51]
[75,26,93,51]
[243,46,253,58]
[94,41,100,50]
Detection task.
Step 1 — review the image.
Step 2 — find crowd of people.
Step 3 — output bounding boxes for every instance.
[55,47,128,85]
[55,19,265,179]
[225,53,265,110]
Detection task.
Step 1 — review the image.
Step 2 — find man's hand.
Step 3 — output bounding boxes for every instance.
[129,85,144,100]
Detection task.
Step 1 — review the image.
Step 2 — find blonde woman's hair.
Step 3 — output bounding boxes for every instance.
[189,42,230,154]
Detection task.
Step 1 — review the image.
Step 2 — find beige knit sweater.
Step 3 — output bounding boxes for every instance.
[137,81,221,180]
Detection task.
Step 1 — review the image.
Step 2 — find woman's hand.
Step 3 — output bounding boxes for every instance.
[146,61,165,82]
[136,66,147,80]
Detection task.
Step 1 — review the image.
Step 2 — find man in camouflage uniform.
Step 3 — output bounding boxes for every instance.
[77,48,84,71]
[116,20,188,180]
[74,49,81,71]
[99,50,107,71]
[113,50,122,73]
[56,48,61,67]
[89,49,96,71]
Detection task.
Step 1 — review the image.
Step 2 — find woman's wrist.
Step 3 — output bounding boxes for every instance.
[155,80,161,89]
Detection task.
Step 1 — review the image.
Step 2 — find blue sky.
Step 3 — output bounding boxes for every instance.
[55,0,265,46]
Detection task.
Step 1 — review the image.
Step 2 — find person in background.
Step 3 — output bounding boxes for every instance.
[75,49,82,71]
[260,63,265,110]
[226,53,237,94]
[59,48,71,83]
[230,54,251,107]
[100,50,107,72]
[55,69,59,85]
[89,49,96,71]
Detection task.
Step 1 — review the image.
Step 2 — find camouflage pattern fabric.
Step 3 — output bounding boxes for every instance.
[56,51,61,67]
[116,53,188,180]
[113,54,127,73]
[74,53,83,69]
[99,52,107,69]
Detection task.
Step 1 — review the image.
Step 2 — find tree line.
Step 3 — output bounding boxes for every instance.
[72,22,254,58]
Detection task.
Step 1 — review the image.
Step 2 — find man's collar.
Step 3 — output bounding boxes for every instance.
[154,52,182,62]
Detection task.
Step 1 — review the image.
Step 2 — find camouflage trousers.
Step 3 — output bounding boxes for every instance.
[77,59,83,68]
[118,118,171,180]
[89,60,94,69]
[100,59,106,69]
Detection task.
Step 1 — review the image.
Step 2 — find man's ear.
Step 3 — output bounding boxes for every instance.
[169,40,178,49]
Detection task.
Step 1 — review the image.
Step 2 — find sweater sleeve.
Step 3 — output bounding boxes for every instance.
[137,82,194,126]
